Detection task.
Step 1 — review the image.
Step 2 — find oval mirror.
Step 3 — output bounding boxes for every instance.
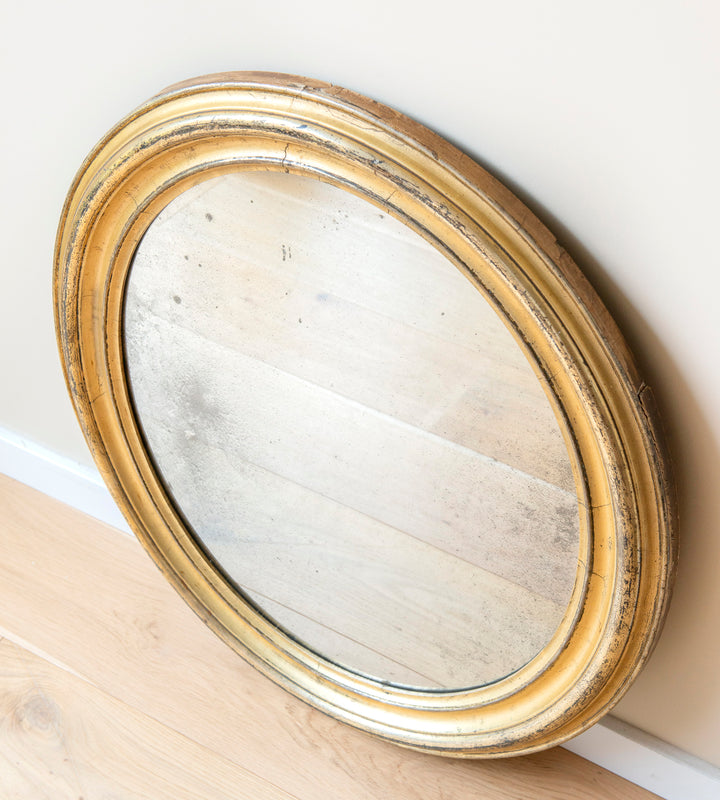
[54,72,676,756]
[124,169,580,690]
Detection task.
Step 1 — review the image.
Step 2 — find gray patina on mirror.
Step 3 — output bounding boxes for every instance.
[124,170,579,690]
[54,72,676,756]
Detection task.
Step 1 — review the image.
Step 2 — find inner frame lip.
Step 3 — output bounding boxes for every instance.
[119,163,588,695]
[106,152,594,702]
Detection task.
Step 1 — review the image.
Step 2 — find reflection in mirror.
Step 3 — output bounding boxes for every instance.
[124,171,580,689]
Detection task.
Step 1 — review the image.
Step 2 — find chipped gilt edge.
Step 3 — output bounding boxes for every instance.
[53,72,677,757]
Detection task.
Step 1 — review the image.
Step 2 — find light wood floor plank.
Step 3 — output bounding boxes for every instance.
[0,474,658,799]
[131,421,569,687]
[0,637,297,800]
[128,170,575,491]
[126,310,579,601]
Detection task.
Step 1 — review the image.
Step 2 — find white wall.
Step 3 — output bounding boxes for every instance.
[2,0,719,767]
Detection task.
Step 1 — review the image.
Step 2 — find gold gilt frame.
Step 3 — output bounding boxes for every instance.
[54,72,676,757]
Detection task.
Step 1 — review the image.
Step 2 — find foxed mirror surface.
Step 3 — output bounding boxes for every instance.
[123,170,580,690]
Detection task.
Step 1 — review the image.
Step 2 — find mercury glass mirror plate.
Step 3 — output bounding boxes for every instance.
[54,72,676,756]
[124,170,579,690]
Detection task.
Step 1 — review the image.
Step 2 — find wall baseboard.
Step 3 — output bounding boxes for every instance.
[1,426,718,799]
[0,428,131,536]
[565,716,720,799]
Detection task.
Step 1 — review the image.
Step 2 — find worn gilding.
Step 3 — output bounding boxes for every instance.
[54,72,676,756]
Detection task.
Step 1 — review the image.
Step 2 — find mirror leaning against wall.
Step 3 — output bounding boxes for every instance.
[54,72,676,757]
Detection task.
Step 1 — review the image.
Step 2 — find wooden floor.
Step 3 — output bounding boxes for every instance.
[0,473,657,799]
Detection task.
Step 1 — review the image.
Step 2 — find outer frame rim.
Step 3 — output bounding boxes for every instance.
[53,72,676,757]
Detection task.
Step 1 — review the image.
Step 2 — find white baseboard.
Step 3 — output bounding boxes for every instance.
[565,716,720,799]
[1,426,719,799]
[0,427,131,535]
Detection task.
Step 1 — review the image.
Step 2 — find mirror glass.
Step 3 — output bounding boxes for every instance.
[123,171,580,690]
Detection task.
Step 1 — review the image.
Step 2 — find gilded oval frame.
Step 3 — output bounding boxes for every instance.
[54,72,676,757]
